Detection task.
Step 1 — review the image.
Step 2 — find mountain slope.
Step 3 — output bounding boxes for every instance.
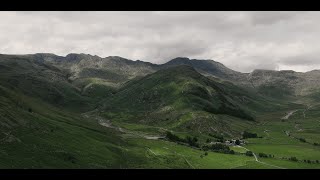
[100,65,278,136]
[0,55,97,112]
[0,83,131,168]
[247,69,320,99]
[104,65,253,119]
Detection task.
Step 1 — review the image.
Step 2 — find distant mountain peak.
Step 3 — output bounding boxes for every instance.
[165,57,192,65]
[34,53,58,56]
[170,57,190,61]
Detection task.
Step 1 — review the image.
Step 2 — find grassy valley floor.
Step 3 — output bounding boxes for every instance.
[92,100,320,169]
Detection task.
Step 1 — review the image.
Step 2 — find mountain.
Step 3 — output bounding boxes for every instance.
[28,53,158,80]
[24,54,246,85]
[0,54,95,112]
[162,57,247,83]
[4,52,320,103]
[0,53,275,137]
[103,65,253,119]
[1,53,320,169]
[247,69,320,99]
[162,57,320,99]
[162,57,320,100]
[18,53,320,99]
[99,65,291,136]
[2,53,318,110]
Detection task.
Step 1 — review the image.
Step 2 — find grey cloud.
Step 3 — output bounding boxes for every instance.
[0,11,319,72]
[249,11,299,25]
[226,55,279,73]
[280,53,320,66]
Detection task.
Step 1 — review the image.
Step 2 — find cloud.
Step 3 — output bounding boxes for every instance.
[249,11,300,25]
[0,11,320,72]
[281,53,320,66]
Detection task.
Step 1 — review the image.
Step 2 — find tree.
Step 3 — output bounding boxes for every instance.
[307,160,311,163]
[28,108,32,113]
[299,138,306,143]
[193,137,198,143]
[209,133,224,142]
[186,136,192,143]
[166,131,183,142]
[235,139,241,145]
[258,153,268,158]
[245,151,254,156]
[186,136,199,148]
[202,145,209,151]
[217,138,224,143]
[206,138,211,143]
[289,157,298,162]
[242,131,258,139]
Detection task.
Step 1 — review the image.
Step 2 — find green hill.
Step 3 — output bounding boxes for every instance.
[100,65,286,136]
[104,65,253,118]
[0,55,96,112]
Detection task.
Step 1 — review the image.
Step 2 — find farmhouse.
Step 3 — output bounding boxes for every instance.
[225,139,245,146]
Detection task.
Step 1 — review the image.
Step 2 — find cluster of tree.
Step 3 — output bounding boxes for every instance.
[242,131,258,139]
[303,159,320,164]
[298,137,307,143]
[200,152,208,158]
[166,131,184,142]
[258,152,274,158]
[245,151,254,157]
[165,131,199,148]
[289,157,298,162]
[314,142,320,146]
[208,133,224,142]
[202,144,235,154]
[186,136,199,148]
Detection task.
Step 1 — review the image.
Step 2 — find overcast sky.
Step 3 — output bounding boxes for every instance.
[0,11,319,72]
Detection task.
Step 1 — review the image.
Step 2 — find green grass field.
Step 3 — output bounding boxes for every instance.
[96,96,320,169]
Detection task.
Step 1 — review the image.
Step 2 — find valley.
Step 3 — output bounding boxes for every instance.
[0,53,319,169]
